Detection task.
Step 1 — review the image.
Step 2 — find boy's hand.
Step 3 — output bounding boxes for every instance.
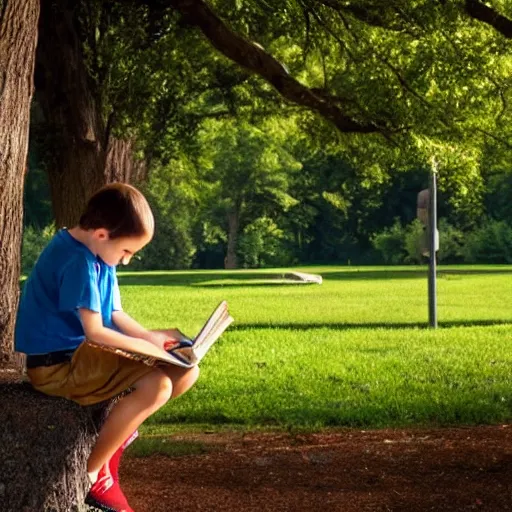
[80,309,173,359]
[110,311,183,350]
[147,329,184,349]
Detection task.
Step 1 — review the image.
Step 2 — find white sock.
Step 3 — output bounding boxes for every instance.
[88,470,99,485]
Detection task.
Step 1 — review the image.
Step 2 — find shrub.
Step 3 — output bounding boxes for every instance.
[403,219,425,264]
[404,219,464,264]
[371,219,407,264]
[437,219,465,263]
[462,219,512,263]
[21,224,56,275]
[373,218,464,265]
[238,217,290,268]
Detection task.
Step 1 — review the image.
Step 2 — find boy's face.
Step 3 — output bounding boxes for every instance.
[93,230,152,266]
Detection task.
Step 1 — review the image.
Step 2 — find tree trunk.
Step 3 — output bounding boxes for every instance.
[106,137,148,185]
[35,0,107,228]
[35,0,145,228]
[0,6,111,511]
[0,377,108,512]
[0,0,39,368]
[225,210,239,269]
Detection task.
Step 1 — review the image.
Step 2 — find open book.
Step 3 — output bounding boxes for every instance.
[87,301,234,368]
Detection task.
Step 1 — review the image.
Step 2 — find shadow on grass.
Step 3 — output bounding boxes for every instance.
[118,276,322,288]
[438,269,512,275]
[118,272,251,287]
[117,267,512,288]
[230,319,512,331]
[117,270,428,287]
[194,282,320,288]
[146,395,512,430]
[320,270,427,280]
[118,272,300,287]
[319,268,512,281]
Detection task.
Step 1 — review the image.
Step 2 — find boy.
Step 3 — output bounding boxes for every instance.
[15,183,199,512]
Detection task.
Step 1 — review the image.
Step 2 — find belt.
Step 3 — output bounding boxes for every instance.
[26,350,75,369]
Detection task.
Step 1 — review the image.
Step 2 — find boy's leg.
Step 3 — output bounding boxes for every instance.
[86,365,199,511]
[90,365,199,475]
[87,431,139,512]
[103,366,199,482]
[87,368,172,478]
[100,366,199,482]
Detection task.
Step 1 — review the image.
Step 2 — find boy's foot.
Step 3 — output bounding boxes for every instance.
[85,473,134,512]
[86,430,138,512]
[86,456,134,512]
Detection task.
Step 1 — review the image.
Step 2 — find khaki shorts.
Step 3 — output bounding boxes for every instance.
[27,341,155,406]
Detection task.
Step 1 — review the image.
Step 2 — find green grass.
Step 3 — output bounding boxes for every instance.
[118,265,512,435]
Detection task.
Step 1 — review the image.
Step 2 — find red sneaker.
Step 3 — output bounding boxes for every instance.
[110,430,138,481]
[85,473,133,512]
[85,430,138,511]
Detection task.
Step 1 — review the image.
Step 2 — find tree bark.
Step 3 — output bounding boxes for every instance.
[0,0,39,368]
[0,378,108,512]
[225,209,239,269]
[106,137,148,185]
[0,6,112,511]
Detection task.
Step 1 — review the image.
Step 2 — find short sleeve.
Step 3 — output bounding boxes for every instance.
[112,270,122,311]
[58,256,101,313]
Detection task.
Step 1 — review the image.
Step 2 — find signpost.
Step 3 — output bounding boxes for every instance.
[417,159,439,328]
[428,160,438,328]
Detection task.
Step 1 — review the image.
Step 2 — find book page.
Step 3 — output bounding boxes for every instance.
[192,303,234,362]
[193,301,229,346]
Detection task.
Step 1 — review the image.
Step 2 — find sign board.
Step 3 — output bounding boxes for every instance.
[417,188,439,256]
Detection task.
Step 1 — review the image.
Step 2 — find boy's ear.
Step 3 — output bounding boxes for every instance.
[93,228,110,241]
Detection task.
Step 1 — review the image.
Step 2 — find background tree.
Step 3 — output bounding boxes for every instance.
[136,154,199,270]
[196,118,301,268]
[34,0,150,227]
[29,0,512,231]
[22,0,512,273]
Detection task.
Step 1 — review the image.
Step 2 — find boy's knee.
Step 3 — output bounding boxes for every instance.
[154,372,173,404]
[180,364,200,390]
[138,370,173,406]
[180,364,200,395]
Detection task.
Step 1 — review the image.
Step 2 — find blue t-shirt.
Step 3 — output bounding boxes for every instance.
[15,229,122,355]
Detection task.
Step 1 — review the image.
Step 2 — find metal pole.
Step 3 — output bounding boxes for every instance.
[428,160,438,328]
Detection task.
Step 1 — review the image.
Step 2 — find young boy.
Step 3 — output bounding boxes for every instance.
[15,183,199,512]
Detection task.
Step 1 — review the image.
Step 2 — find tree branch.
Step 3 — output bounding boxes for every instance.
[464,0,512,38]
[165,0,383,134]
[474,127,512,150]
[313,0,414,33]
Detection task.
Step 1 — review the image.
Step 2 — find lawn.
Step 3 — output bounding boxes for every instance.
[118,265,512,436]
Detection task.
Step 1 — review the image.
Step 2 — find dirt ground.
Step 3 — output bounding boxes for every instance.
[120,425,512,512]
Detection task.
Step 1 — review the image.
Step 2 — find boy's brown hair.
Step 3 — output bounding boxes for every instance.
[79,183,154,239]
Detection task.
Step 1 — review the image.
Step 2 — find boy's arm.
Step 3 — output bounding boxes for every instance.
[111,310,181,349]
[79,308,169,358]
